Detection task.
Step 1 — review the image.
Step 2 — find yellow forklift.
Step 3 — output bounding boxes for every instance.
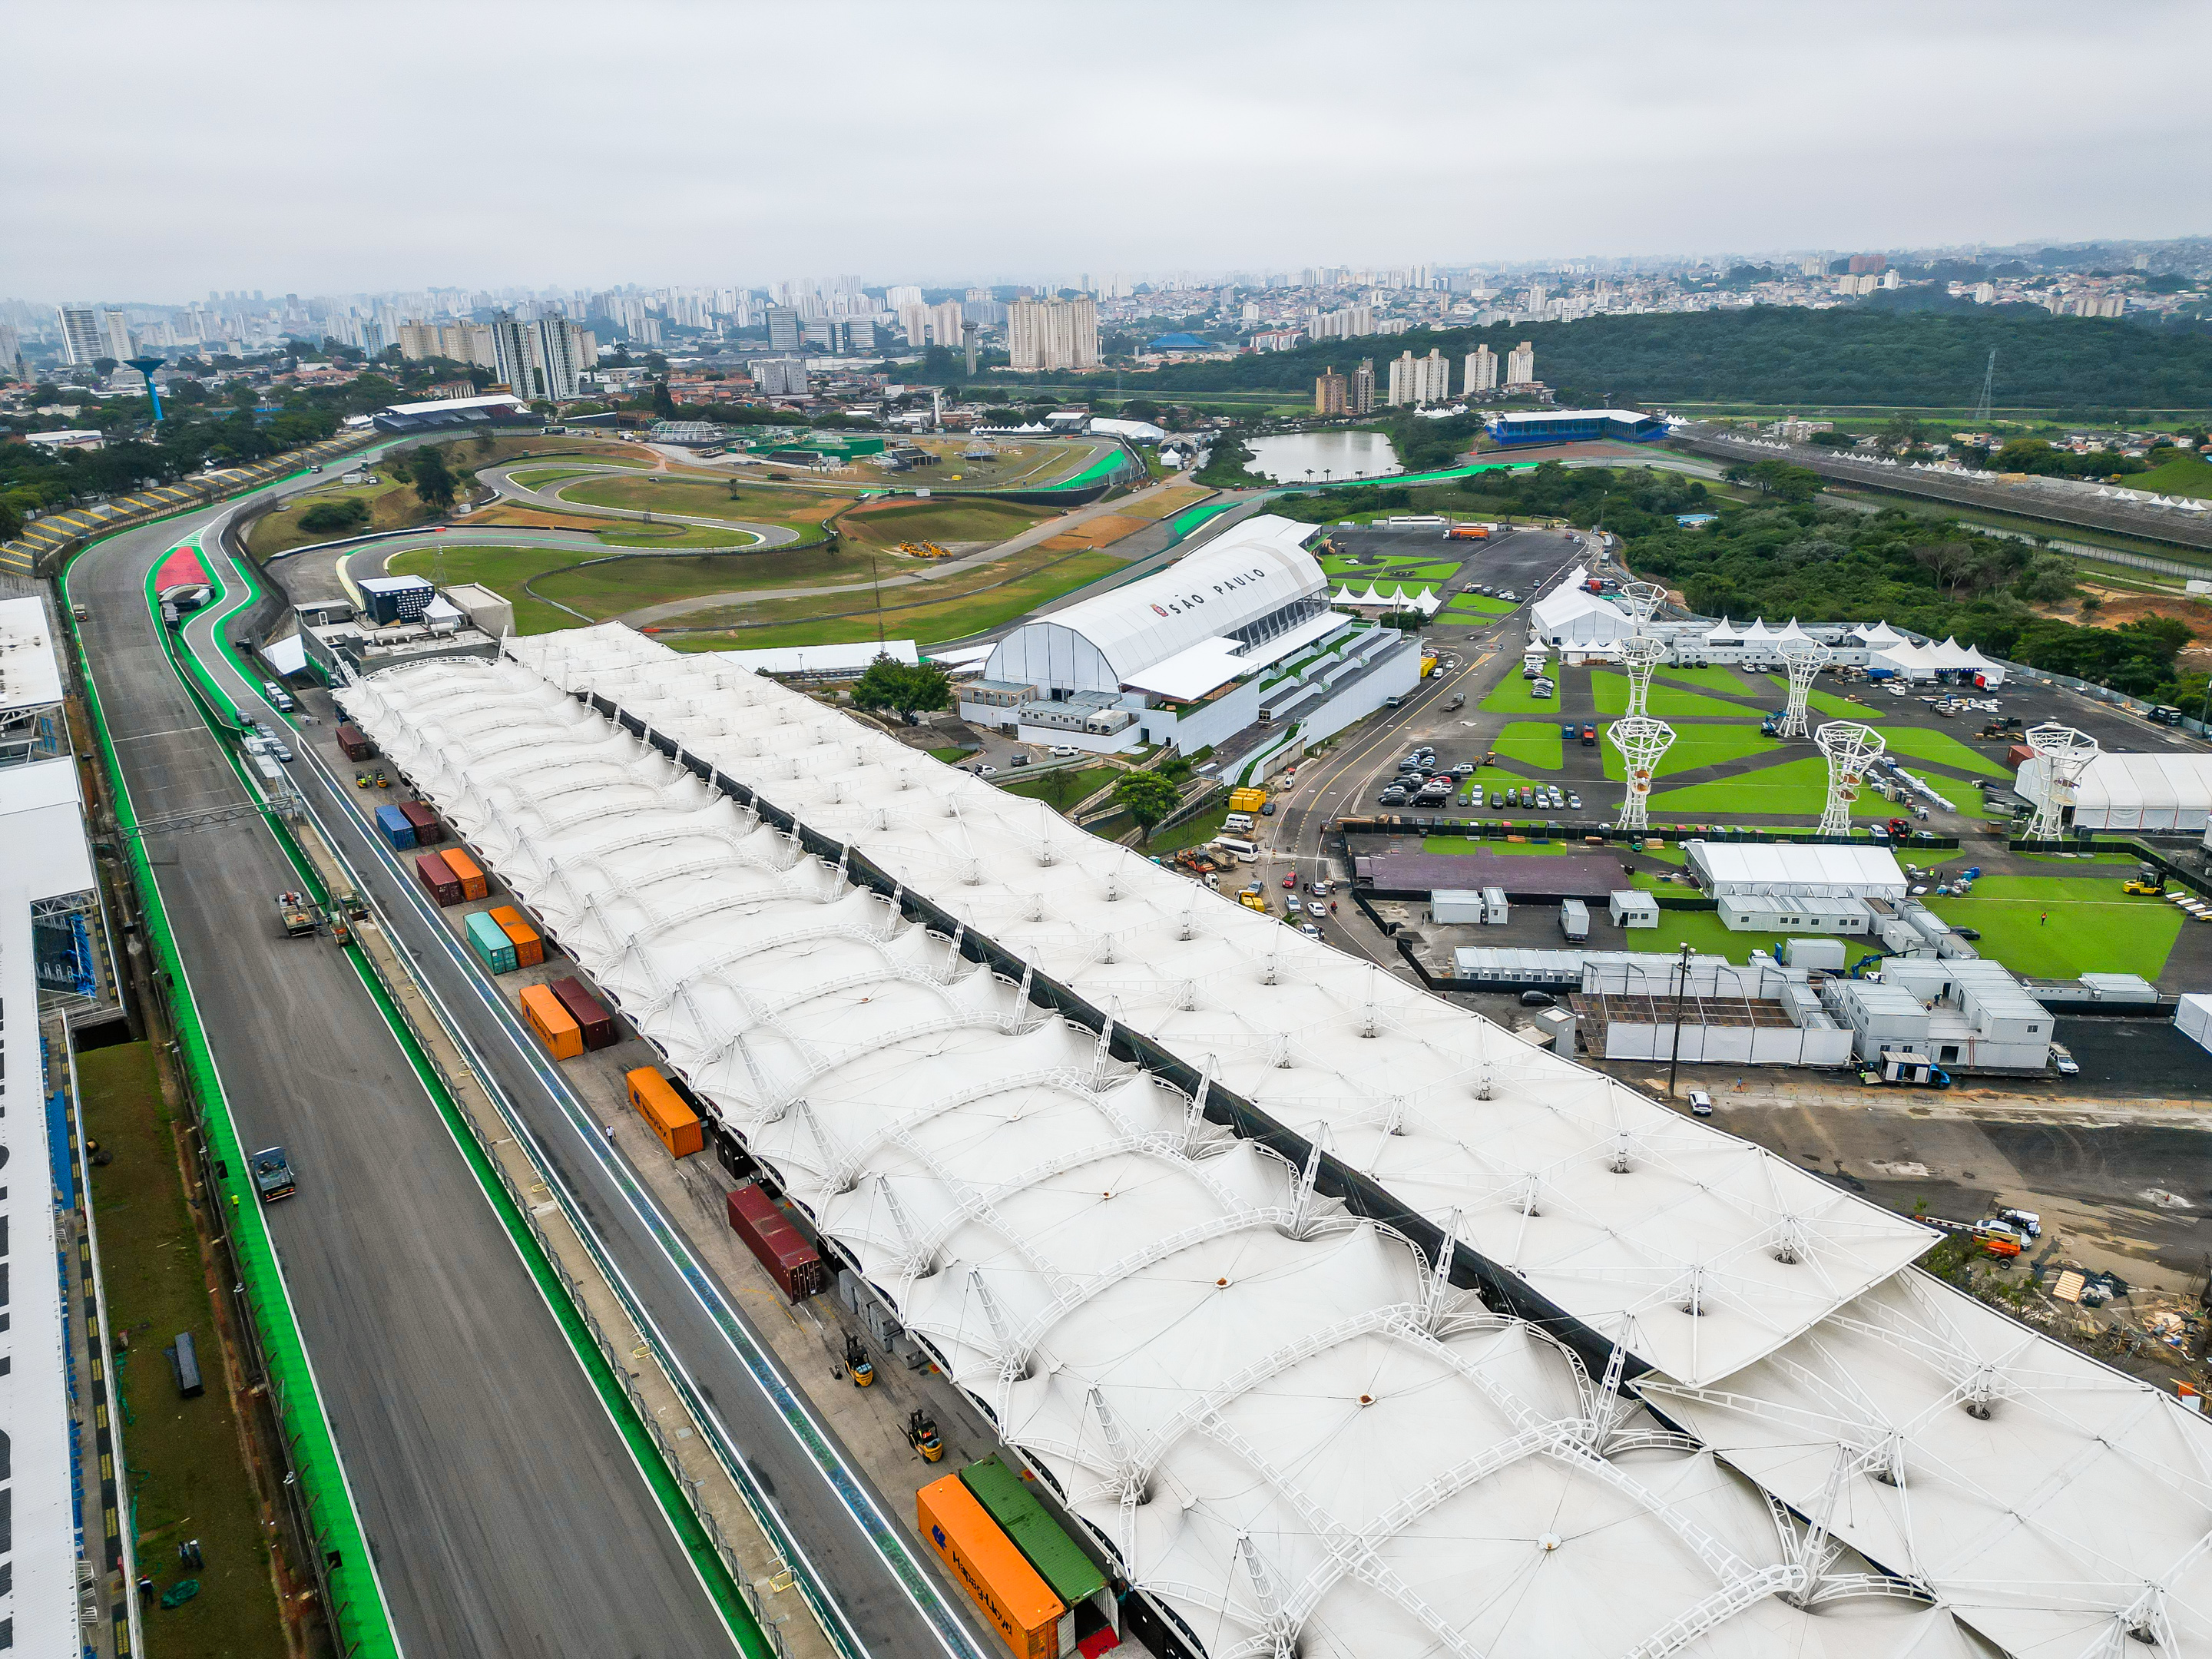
[905,1409,944,1463]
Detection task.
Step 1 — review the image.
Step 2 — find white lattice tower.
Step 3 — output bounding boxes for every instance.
[1813,722,1886,839]
[1609,716,1674,833]
[1618,634,1668,720]
[1775,639,1828,740]
[2022,723,2100,843]
[1618,581,1667,630]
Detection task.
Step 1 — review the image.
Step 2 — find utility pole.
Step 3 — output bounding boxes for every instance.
[1665,941,1693,1100]
[1972,349,1996,427]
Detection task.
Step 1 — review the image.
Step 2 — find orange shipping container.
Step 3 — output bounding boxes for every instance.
[917,1474,1065,1659]
[489,904,544,967]
[625,1068,704,1159]
[440,846,490,902]
[518,983,582,1060]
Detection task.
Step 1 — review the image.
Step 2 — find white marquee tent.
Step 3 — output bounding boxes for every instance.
[2020,751,2212,832]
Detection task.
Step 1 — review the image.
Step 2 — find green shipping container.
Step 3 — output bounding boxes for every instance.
[959,1455,1107,1612]
[465,910,519,974]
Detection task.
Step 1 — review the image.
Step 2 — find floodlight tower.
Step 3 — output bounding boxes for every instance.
[125,355,167,421]
[1814,721,1886,839]
[2021,722,2100,843]
[1610,715,1674,833]
[1774,637,1829,739]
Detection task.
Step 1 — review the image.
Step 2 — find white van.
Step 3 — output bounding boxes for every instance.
[1214,836,1259,862]
[1222,812,1254,833]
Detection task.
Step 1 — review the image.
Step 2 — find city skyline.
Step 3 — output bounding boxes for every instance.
[6,1,2210,296]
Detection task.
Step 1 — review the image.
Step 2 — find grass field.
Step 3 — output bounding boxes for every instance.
[1147,802,1234,856]
[1493,720,1565,770]
[597,521,757,548]
[1591,672,1763,719]
[1481,674,1565,715]
[562,475,850,527]
[838,497,1051,548]
[2128,453,2212,500]
[1927,877,2185,979]
[1649,754,1885,818]
[1645,664,1770,697]
[1445,594,1518,617]
[535,545,875,618]
[1756,675,1896,720]
[248,474,432,555]
[1873,724,2011,778]
[81,1043,286,1658]
[999,764,1119,807]
[1601,721,1777,780]
[667,549,1126,650]
[387,545,588,631]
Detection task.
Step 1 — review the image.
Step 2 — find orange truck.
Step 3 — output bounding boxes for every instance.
[918,1474,1067,1659]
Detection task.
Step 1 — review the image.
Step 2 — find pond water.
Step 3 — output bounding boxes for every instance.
[1243,430,1402,484]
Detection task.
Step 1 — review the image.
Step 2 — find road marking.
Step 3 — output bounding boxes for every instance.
[114,724,210,743]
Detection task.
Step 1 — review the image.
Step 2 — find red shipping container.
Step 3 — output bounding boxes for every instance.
[399,801,445,844]
[2005,743,2034,770]
[414,850,462,906]
[727,1181,826,1301]
[336,722,377,760]
[548,975,617,1051]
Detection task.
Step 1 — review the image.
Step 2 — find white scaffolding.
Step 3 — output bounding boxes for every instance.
[1774,637,1827,740]
[1814,721,1885,839]
[1609,715,1674,833]
[2022,722,2101,843]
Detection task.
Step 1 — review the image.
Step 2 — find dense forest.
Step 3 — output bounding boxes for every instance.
[1065,308,2212,411]
[1281,461,2206,705]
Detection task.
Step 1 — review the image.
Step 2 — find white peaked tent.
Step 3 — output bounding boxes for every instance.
[1412,587,1442,616]
[1385,584,1412,609]
[1771,618,1817,646]
[1871,640,1941,679]
[1705,618,1743,644]
[1353,584,1387,607]
[1331,585,1356,604]
[1959,641,2004,684]
[1737,619,1778,647]
[1926,637,1978,671]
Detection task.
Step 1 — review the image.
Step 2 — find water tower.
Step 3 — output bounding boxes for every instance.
[126,356,168,421]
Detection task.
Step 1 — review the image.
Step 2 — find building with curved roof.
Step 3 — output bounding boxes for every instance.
[985,515,1327,698]
[336,628,2212,1659]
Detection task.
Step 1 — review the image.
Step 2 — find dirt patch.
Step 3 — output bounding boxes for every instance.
[1037,513,1147,551]
[1120,485,1215,522]
[2044,587,2212,661]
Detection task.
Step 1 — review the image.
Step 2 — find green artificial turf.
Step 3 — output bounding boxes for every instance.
[1591,671,1765,719]
[1756,675,1892,720]
[1446,594,1518,616]
[1600,720,1779,780]
[1647,664,1773,697]
[1482,674,1564,714]
[1926,879,2185,981]
[1492,720,1565,770]
[1872,724,2011,778]
[1649,755,1881,819]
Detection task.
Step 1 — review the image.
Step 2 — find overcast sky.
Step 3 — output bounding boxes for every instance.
[7,0,2208,301]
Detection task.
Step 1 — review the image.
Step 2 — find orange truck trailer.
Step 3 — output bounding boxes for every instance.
[917,1473,1067,1659]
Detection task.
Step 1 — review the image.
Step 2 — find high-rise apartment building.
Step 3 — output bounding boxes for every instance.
[490,312,535,398]
[532,315,584,400]
[766,307,802,353]
[1386,348,1452,407]
[1465,344,1498,394]
[1314,368,1347,416]
[926,300,965,349]
[56,305,103,366]
[101,310,135,363]
[1505,340,1535,386]
[1351,359,1376,416]
[750,356,810,396]
[885,284,925,310]
[0,323,22,378]
[1006,296,1099,372]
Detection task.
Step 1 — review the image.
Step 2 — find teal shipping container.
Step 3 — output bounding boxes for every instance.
[465,910,519,974]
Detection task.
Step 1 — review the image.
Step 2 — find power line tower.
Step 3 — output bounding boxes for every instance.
[1971,349,1996,426]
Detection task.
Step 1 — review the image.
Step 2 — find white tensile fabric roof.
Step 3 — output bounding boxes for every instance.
[338,647,2027,1659]
[1872,641,1941,679]
[2022,752,2212,831]
[465,625,1939,1389]
[1686,841,1909,900]
[1644,1267,2212,1655]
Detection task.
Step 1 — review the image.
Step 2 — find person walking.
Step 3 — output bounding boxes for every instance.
[2039,910,2048,926]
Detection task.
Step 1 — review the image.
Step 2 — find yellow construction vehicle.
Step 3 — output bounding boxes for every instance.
[2124,877,2167,896]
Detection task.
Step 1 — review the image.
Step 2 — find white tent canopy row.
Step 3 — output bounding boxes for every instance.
[2019,751,2212,833]
[467,625,1938,1392]
[338,656,2005,1659]
[1330,583,1440,615]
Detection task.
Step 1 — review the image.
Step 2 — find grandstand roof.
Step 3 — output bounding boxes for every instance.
[338,644,2040,1659]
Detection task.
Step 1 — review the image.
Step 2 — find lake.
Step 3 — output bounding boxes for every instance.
[1243,430,1402,485]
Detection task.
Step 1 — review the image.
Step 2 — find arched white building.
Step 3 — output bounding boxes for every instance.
[985,514,1329,697]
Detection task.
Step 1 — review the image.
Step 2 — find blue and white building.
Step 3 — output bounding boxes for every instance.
[1486,409,1668,447]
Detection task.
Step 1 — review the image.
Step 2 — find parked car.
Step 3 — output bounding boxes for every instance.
[1518,990,1555,1008]
[2049,1043,2079,1077]
[1687,1090,1714,1117]
[975,764,996,777]
[1567,793,1581,810]
[1048,745,1080,757]
[1010,753,1029,767]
